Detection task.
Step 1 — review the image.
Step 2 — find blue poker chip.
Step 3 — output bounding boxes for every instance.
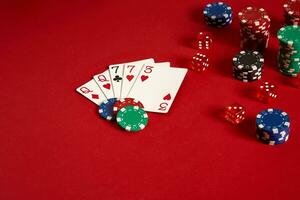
[256,109,290,134]
[98,98,118,121]
[203,2,233,20]
[256,129,289,145]
[256,108,291,145]
[203,2,232,27]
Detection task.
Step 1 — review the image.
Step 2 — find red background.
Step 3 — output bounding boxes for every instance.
[1,0,300,199]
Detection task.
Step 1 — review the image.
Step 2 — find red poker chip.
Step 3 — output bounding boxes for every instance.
[238,7,270,51]
[113,98,144,114]
[238,7,270,27]
[284,0,300,17]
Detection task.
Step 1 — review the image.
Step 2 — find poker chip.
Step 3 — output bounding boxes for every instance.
[284,0,300,25]
[256,109,291,145]
[238,7,271,52]
[116,106,149,132]
[113,98,144,114]
[277,25,300,76]
[232,50,264,82]
[98,98,118,121]
[203,2,233,28]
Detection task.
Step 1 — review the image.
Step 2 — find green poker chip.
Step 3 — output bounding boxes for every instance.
[277,25,300,76]
[278,25,300,46]
[116,106,148,132]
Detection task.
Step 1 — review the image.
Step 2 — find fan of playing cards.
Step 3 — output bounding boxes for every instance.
[76,58,187,131]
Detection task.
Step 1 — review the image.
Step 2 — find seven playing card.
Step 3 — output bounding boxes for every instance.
[109,64,124,99]
[128,66,187,113]
[76,79,106,105]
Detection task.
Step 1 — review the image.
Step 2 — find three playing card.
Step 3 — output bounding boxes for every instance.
[76,58,187,113]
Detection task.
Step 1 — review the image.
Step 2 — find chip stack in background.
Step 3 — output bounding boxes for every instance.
[277,25,300,77]
[203,2,233,28]
[256,109,291,145]
[232,51,264,82]
[284,0,300,25]
[238,7,271,52]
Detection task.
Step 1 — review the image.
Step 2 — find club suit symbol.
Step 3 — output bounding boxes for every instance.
[113,75,122,82]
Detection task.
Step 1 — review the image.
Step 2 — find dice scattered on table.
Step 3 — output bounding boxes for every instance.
[190,53,209,72]
[196,31,212,50]
[225,103,246,124]
[257,82,277,103]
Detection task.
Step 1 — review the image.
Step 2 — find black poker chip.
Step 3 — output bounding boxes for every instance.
[232,50,264,82]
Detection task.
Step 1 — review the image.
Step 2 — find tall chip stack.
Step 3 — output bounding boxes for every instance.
[284,0,300,25]
[277,25,300,77]
[238,7,271,52]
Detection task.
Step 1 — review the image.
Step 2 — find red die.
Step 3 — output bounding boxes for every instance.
[257,82,277,103]
[190,53,209,72]
[225,103,246,124]
[196,32,212,50]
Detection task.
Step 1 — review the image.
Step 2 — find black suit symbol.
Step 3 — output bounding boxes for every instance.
[113,75,122,82]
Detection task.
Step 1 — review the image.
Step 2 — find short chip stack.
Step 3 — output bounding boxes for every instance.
[256,109,291,145]
[99,98,148,132]
[238,7,271,52]
[284,0,300,25]
[203,2,233,28]
[232,50,264,82]
[277,25,300,77]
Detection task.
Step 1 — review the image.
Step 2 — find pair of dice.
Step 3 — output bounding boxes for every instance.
[225,82,278,124]
[190,32,212,72]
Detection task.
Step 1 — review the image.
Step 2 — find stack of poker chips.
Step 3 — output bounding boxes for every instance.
[203,2,233,28]
[238,7,271,52]
[284,0,300,25]
[256,109,291,145]
[277,25,300,77]
[232,50,264,82]
[99,98,148,132]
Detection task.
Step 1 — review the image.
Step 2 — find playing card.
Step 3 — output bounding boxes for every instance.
[93,69,114,99]
[128,66,187,113]
[76,79,107,105]
[108,64,124,99]
[121,61,170,98]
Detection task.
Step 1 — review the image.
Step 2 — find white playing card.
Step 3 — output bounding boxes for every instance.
[93,69,114,99]
[108,64,124,99]
[128,66,187,113]
[121,61,170,98]
[76,79,107,105]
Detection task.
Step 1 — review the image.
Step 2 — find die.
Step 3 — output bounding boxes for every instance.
[196,32,212,50]
[224,103,246,124]
[190,53,209,72]
[256,82,277,103]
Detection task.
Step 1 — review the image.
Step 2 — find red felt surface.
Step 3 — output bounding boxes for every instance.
[1,0,300,199]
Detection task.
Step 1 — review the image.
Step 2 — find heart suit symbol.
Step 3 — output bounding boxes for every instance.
[163,94,171,100]
[126,75,134,81]
[103,83,111,90]
[141,75,148,82]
